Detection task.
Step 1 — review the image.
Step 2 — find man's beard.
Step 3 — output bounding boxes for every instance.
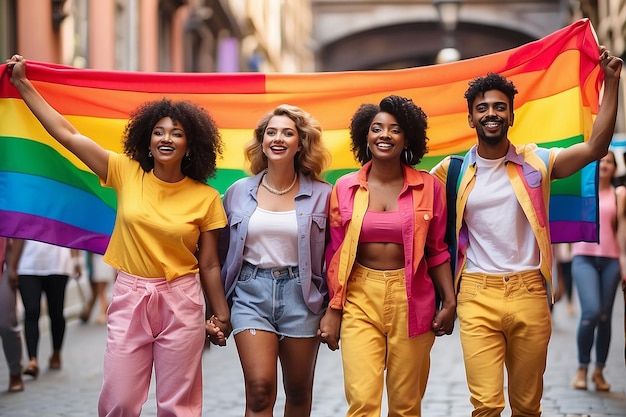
[477,122,508,145]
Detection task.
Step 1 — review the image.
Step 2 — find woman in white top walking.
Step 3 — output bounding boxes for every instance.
[7,239,80,377]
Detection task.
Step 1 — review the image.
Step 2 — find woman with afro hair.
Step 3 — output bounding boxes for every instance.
[8,55,231,417]
[319,95,456,416]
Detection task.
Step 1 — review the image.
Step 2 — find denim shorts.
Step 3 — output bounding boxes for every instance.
[230,261,322,338]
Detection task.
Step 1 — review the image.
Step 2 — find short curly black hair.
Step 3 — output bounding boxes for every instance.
[123,98,223,183]
[464,73,518,113]
[349,95,428,166]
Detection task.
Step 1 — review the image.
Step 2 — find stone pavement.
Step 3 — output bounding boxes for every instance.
[0,284,624,417]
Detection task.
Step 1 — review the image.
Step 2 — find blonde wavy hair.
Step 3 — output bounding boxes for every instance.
[245,104,331,181]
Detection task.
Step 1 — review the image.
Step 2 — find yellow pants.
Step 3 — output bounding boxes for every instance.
[340,263,435,417]
[457,271,551,417]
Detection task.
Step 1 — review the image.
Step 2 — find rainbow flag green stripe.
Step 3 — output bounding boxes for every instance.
[0,19,603,252]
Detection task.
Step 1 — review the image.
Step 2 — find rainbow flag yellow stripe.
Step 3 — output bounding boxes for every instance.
[0,19,603,253]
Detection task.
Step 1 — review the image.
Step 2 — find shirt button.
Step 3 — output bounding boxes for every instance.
[504,276,510,282]
[423,214,430,221]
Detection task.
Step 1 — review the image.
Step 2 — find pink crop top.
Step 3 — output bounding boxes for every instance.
[359,209,403,244]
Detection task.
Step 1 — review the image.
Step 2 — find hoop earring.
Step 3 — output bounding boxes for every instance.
[402,148,414,165]
[183,156,192,170]
[365,146,371,159]
[148,150,153,158]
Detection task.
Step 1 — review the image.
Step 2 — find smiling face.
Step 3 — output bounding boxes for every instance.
[148,117,189,168]
[262,115,301,164]
[367,112,406,161]
[468,90,514,146]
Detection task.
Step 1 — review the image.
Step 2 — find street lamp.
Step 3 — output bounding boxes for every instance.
[433,0,461,32]
[433,0,462,63]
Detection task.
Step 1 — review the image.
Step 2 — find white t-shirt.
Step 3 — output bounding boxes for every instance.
[464,155,540,273]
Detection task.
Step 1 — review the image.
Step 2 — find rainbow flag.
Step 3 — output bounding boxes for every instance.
[0,19,604,254]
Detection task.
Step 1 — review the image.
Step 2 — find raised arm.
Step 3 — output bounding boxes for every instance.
[6,55,110,180]
[552,47,623,179]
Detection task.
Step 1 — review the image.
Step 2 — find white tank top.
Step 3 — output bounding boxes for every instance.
[244,207,299,268]
[464,155,540,273]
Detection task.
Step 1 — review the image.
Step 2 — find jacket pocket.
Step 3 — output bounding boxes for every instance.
[311,214,327,243]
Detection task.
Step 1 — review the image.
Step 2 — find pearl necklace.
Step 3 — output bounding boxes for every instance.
[261,172,298,195]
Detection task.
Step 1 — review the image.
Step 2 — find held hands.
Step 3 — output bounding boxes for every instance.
[317,308,342,351]
[431,302,456,337]
[206,315,232,347]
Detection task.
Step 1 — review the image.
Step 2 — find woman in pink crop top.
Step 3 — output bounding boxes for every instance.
[319,95,456,417]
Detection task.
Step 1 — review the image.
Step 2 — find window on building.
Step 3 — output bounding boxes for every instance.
[158,6,172,71]
[115,0,139,71]
[70,0,89,68]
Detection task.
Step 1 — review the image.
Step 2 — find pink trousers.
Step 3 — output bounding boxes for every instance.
[98,270,206,417]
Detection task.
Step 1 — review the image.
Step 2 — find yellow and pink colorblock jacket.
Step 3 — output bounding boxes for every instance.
[325,161,450,337]
[431,143,561,295]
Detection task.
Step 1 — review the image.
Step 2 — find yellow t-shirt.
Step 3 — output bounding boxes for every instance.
[102,152,227,280]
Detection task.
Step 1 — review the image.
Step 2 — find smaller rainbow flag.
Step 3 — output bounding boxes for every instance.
[0,19,605,253]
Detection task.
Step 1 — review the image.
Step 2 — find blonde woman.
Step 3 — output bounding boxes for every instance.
[221,104,332,417]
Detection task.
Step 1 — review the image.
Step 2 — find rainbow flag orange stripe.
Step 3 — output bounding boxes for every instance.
[0,19,603,253]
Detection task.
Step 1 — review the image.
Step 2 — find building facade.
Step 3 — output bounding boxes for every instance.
[0,0,624,128]
[2,1,624,72]
[0,0,313,73]
[310,0,626,131]
[311,0,626,71]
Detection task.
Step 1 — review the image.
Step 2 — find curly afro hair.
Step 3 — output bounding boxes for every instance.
[123,98,223,183]
[349,95,428,166]
[464,73,518,113]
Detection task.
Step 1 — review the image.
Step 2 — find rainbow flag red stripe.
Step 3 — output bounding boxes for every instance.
[0,19,603,253]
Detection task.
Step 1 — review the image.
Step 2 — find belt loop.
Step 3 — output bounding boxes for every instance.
[132,275,138,291]
[482,275,488,289]
[165,279,171,291]
[288,266,295,280]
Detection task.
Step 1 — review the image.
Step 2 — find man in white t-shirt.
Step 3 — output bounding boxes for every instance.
[431,49,622,416]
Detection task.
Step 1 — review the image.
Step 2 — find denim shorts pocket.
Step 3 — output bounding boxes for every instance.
[237,266,255,283]
[457,281,479,302]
